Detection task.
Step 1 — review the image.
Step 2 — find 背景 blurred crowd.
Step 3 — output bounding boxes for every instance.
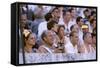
[19,4,96,64]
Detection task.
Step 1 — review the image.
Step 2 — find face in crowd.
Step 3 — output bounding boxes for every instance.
[24,30,36,47]
[63,10,71,23]
[47,20,59,33]
[51,8,60,22]
[52,23,59,33]
[58,25,65,38]
[70,8,77,19]
[83,32,92,44]
[70,31,79,45]
[92,35,96,45]
[43,30,54,46]
[79,18,84,27]
[20,14,27,28]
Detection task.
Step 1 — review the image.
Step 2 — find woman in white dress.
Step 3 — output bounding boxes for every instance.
[19,29,39,64]
[57,25,69,53]
[64,31,79,54]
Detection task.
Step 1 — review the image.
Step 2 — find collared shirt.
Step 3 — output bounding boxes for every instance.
[38,21,47,37]
[64,40,78,54]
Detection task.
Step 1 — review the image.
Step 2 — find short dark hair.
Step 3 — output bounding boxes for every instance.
[45,13,52,21]
[51,7,59,13]
[63,9,71,17]
[70,25,74,31]
[76,16,83,24]
[47,20,58,30]
[83,9,89,14]
[41,30,48,41]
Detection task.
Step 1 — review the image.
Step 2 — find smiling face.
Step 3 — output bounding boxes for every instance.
[26,33,36,46]
[84,33,92,44]
[79,19,84,27]
[71,32,79,45]
[52,23,58,33]
[58,26,65,38]
[70,31,79,45]
[44,31,54,46]
[52,8,60,22]
[20,14,27,28]
[64,11,71,22]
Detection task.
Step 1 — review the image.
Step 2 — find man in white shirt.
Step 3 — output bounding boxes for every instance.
[38,13,52,37]
[38,30,55,53]
[76,16,84,44]
[38,7,60,38]
[70,8,77,26]
[58,9,74,36]
[64,31,79,54]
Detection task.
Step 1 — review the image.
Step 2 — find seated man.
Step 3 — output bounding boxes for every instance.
[38,13,53,37]
[38,30,55,53]
[47,20,59,47]
[64,31,79,54]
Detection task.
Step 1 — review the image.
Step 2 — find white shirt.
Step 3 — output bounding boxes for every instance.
[70,18,76,26]
[59,20,75,35]
[38,21,47,37]
[41,45,54,54]
[64,41,78,54]
[78,28,84,45]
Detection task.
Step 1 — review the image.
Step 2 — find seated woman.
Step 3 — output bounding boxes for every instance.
[80,32,95,53]
[57,25,69,53]
[77,32,96,60]
[22,29,39,53]
[19,29,39,64]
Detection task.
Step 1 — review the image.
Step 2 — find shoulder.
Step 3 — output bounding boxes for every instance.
[38,21,47,29]
[39,21,47,26]
[38,45,48,53]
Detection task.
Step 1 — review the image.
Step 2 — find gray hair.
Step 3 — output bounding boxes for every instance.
[41,30,52,41]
